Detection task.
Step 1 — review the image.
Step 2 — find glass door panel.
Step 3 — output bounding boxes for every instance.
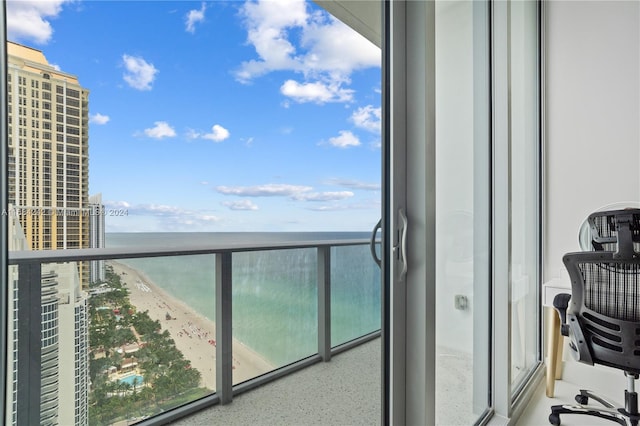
[510,0,541,391]
[435,0,491,422]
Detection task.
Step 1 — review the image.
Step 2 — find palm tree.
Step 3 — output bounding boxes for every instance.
[132,376,141,394]
[103,380,118,397]
[119,381,132,397]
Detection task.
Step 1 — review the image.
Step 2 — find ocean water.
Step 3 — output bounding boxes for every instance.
[106,233,381,366]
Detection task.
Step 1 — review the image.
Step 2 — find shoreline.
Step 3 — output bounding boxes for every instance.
[107,260,274,389]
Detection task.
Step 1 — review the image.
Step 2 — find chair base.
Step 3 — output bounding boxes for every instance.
[549,389,640,426]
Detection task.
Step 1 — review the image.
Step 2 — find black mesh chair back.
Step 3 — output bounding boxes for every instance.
[563,252,640,374]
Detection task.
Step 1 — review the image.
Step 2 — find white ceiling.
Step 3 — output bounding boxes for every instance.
[314,1,382,48]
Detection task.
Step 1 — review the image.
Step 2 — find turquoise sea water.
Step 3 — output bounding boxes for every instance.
[106,233,381,367]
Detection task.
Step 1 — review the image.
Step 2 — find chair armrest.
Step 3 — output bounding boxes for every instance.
[553,293,572,336]
[553,292,594,365]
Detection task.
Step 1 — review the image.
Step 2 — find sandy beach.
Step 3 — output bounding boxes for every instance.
[108,260,274,390]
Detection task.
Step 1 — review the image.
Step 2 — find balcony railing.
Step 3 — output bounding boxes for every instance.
[7,238,381,425]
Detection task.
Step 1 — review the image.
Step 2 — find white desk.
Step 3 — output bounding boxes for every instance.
[543,278,571,397]
[543,277,571,307]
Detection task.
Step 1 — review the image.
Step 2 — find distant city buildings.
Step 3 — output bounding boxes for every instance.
[89,193,106,283]
[6,41,91,426]
[56,261,90,426]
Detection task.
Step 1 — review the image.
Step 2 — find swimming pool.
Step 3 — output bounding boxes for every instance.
[119,374,144,386]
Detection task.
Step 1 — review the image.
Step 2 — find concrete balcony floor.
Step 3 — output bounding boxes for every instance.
[173,338,381,426]
[172,337,626,426]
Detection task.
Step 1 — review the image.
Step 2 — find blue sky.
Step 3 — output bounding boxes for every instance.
[7,0,381,232]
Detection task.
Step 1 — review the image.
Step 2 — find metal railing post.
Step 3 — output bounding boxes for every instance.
[317,246,331,361]
[16,261,42,425]
[216,252,233,404]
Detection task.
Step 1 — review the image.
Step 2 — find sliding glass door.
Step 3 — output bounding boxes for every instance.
[434,0,491,423]
[384,0,542,424]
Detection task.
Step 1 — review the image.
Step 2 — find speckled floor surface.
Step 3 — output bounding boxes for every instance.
[173,339,381,426]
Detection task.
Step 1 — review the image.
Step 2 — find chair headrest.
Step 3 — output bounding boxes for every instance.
[588,208,640,258]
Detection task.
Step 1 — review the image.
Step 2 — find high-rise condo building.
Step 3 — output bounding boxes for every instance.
[6,215,90,426]
[6,41,90,425]
[7,41,90,282]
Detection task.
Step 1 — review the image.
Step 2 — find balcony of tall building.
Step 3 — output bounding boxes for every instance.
[2,0,639,425]
[7,237,383,426]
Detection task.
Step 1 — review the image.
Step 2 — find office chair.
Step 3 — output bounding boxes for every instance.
[587,208,640,251]
[549,209,640,426]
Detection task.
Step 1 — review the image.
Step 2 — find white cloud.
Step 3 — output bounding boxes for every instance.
[90,113,110,125]
[235,0,307,81]
[216,183,312,197]
[291,191,354,201]
[236,0,379,80]
[137,204,183,216]
[198,215,221,223]
[306,200,379,211]
[122,54,158,91]
[105,201,222,232]
[186,129,199,140]
[105,200,131,209]
[351,105,381,133]
[235,0,380,104]
[105,201,221,228]
[300,15,380,75]
[222,200,259,211]
[144,121,176,139]
[280,80,353,104]
[6,0,70,44]
[186,2,206,33]
[325,178,380,191]
[306,205,346,211]
[187,124,231,142]
[243,0,307,31]
[203,124,230,142]
[216,184,355,204]
[328,130,360,148]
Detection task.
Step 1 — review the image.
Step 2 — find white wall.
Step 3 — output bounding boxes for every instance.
[545,0,640,280]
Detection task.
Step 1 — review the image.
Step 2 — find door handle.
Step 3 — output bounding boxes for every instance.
[370,218,382,268]
[394,209,408,281]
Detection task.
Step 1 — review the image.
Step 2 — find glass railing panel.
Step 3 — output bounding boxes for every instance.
[331,245,381,347]
[90,256,216,424]
[7,241,376,426]
[232,248,317,384]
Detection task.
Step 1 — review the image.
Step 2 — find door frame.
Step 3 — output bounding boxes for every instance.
[383,1,437,424]
[382,1,544,424]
